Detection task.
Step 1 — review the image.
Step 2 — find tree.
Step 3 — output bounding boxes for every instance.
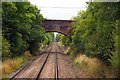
[2,2,54,58]
[56,2,119,65]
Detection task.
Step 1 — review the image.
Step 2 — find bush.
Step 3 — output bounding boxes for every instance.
[2,37,11,59]
[110,34,119,70]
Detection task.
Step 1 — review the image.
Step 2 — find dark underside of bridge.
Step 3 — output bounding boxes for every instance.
[42,19,75,36]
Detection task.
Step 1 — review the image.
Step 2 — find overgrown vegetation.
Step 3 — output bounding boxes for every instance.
[57,2,119,77]
[2,51,32,78]
[2,2,54,78]
[74,54,117,78]
[2,2,53,59]
[56,34,71,47]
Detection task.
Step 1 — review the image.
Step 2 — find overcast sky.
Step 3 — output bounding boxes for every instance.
[28,0,89,20]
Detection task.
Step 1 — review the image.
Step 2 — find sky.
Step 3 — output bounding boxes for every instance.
[28,0,89,20]
[28,0,89,37]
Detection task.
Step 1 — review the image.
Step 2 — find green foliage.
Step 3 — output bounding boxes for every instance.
[72,2,119,64]
[73,3,118,62]
[110,20,119,69]
[45,33,54,44]
[2,37,11,58]
[0,30,2,60]
[56,33,71,47]
[72,26,85,53]
[57,2,119,67]
[2,2,53,58]
[11,32,29,55]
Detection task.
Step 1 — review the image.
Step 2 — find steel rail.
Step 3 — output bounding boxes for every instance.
[35,46,53,80]
[9,56,37,80]
[9,45,51,80]
[54,43,58,80]
[55,52,58,80]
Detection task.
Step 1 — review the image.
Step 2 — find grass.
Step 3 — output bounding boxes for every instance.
[0,61,2,79]
[1,50,33,78]
[74,53,117,78]
[64,47,71,55]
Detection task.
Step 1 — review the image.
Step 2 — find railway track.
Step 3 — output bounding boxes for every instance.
[9,43,59,79]
[9,42,81,79]
[35,47,52,79]
[55,52,58,80]
[37,43,59,79]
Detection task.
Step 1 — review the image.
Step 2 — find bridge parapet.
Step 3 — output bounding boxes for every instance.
[42,19,75,36]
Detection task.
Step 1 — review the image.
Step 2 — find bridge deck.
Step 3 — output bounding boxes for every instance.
[42,19,75,36]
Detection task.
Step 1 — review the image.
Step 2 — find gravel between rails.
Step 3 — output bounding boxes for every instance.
[39,53,56,78]
[9,42,86,79]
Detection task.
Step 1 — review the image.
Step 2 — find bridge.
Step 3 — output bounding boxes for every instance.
[42,19,75,36]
